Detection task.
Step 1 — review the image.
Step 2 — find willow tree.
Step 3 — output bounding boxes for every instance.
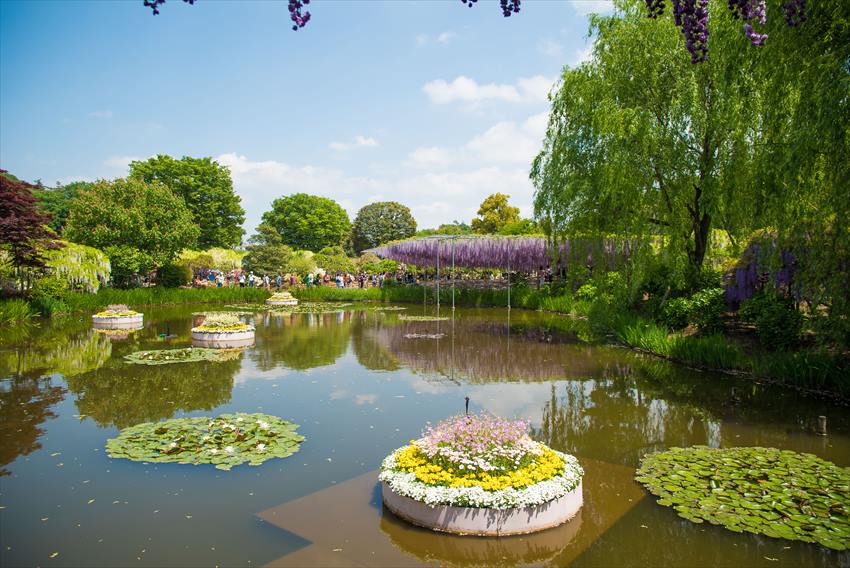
[532,1,768,278]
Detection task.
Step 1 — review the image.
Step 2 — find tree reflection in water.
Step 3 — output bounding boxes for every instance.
[0,375,65,476]
[65,357,240,428]
[250,311,351,371]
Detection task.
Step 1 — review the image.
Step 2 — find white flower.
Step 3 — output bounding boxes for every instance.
[209,449,219,454]
[224,446,235,453]
[169,442,177,448]
[235,417,244,423]
[257,420,269,429]
[256,443,266,452]
[202,435,210,442]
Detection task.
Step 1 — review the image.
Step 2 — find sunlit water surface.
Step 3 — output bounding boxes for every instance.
[1,305,847,567]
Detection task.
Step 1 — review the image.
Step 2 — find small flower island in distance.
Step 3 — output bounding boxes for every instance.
[191,312,255,348]
[266,291,299,306]
[380,413,584,536]
[92,304,144,330]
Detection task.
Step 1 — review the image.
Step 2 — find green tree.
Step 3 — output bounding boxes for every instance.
[417,221,473,237]
[34,181,93,234]
[351,201,417,253]
[242,223,294,276]
[313,246,354,274]
[129,155,245,248]
[471,193,520,234]
[498,218,539,235]
[261,193,351,252]
[64,178,199,287]
[533,1,768,277]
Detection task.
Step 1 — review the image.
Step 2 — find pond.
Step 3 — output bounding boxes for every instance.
[1,304,848,567]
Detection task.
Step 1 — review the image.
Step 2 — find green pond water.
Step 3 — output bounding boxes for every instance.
[0,304,847,567]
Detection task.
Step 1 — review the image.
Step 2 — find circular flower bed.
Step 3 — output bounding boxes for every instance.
[191,312,255,348]
[124,347,243,365]
[266,291,299,306]
[636,446,850,550]
[106,413,305,471]
[380,413,583,535]
[92,304,144,329]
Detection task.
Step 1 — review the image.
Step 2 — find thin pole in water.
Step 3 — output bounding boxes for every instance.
[436,239,440,313]
[507,256,511,310]
[451,237,455,311]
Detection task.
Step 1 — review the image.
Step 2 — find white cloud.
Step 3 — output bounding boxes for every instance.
[102,155,141,174]
[416,31,457,46]
[571,1,615,16]
[423,75,553,106]
[537,39,564,58]
[406,146,455,168]
[89,110,113,119]
[464,112,549,164]
[329,135,379,151]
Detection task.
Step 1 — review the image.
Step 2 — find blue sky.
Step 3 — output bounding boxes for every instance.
[0,0,613,236]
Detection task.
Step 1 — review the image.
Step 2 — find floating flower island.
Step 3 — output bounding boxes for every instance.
[379,413,583,536]
[191,312,255,348]
[92,304,144,330]
[266,291,299,306]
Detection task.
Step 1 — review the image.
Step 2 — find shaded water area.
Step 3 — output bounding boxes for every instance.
[1,304,848,567]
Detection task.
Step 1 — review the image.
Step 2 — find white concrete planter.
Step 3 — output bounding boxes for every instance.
[92,313,144,330]
[266,298,299,306]
[381,479,583,536]
[191,326,255,348]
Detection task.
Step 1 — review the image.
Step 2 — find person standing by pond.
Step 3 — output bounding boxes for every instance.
[239,273,246,288]
[275,274,282,288]
[306,273,313,289]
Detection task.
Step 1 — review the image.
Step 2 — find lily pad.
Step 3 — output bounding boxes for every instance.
[124,347,243,365]
[636,446,850,550]
[106,413,305,471]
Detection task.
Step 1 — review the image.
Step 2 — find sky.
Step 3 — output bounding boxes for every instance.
[0,0,614,237]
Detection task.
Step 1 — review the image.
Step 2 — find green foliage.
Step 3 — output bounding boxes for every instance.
[0,299,37,324]
[33,181,92,234]
[661,297,691,330]
[285,250,318,277]
[471,193,520,235]
[124,348,241,365]
[312,246,354,274]
[156,262,192,288]
[740,291,802,350]
[262,193,351,252]
[416,221,473,237]
[241,223,293,275]
[64,178,199,287]
[497,218,539,236]
[105,413,305,471]
[636,446,850,550]
[687,288,726,333]
[351,201,417,253]
[196,312,247,330]
[129,155,245,248]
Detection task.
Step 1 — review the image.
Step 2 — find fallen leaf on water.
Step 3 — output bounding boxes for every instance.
[41,517,49,522]
[764,558,779,562]
[87,499,95,504]
[640,524,648,528]
[185,515,193,519]
[332,548,343,552]
[49,552,59,558]
[50,452,61,457]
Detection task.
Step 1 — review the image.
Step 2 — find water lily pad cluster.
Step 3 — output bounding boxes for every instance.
[124,347,242,365]
[398,315,450,322]
[269,302,353,314]
[636,446,850,550]
[106,413,305,471]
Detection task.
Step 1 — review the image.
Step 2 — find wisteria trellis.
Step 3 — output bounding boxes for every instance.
[372,236,635,272]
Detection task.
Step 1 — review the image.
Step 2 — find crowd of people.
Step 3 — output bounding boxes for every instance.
[192,268,400,290]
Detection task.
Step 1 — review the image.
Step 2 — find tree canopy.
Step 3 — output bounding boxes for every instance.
[33,181,93,234]
[129,155,245,248]
[0,170,58,291]
[64,178,199,287]
[351,201,417,254]
[261,193,351,252]
[242,223,294,276]
[472,193,520,235]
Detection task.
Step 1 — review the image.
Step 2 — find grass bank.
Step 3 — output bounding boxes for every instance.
[1,287,270,320]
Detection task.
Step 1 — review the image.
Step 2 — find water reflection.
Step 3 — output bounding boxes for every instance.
[250,311,351,371]
[0,375,65,476]
[0,322,112,379]
[65,357,240,428]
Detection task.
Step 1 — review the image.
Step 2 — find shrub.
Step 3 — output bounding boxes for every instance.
[661,297,691,330]
[688,288,726,333]
[740,291,802,349]
[0,298,38,324]
[156,263,192,288]
[575,283,597,302]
